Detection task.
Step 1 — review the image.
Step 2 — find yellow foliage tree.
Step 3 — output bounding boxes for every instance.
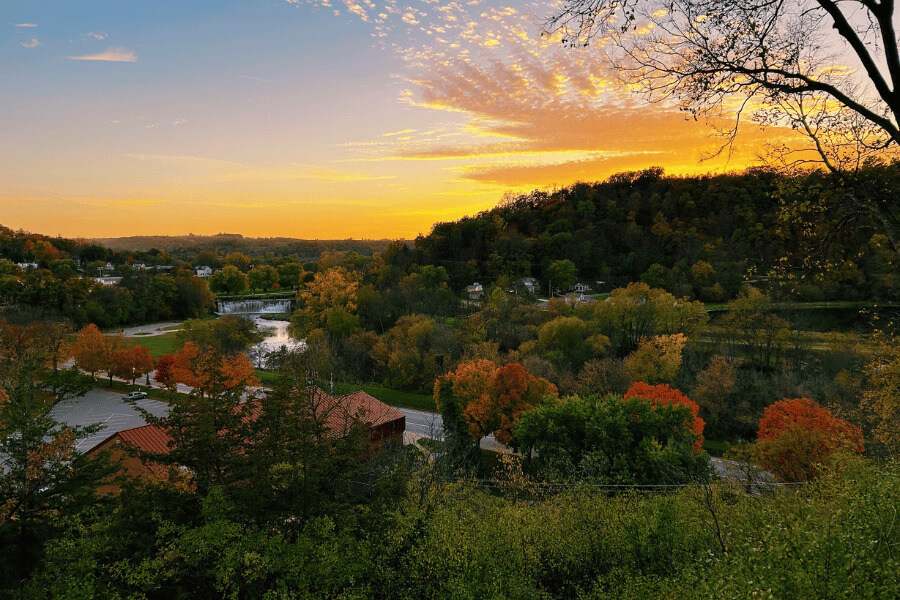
[860,336,900,456]
[626,333,687,383]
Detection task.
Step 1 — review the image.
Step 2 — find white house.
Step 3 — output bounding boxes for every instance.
[466,282,484,300]
[573,282,591,293]
[94,276,122,286]
[195,266,213,277]
[519,277,540,295]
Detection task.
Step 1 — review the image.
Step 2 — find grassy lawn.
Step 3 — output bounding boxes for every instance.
[253,371,437,411]
[254,370,282,387]
[351,383,436,411]
[705,299,900,312]
[125,332,180,357]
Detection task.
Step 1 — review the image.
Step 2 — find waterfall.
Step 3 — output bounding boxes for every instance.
[216,298,292,315]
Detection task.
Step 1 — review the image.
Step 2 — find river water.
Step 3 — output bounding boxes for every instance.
[249,316,305,368]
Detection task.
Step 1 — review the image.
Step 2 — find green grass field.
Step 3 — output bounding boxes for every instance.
[306,379,436,411]
[125,332,180,357]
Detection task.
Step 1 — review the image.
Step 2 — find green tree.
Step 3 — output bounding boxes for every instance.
[373,314,459,393]
[209,265,248,295]
[518,315,609,372]
[548,259,577,293]
[248,264,278,291]
[514,393,709,484]
[276,262,303,290]
[140,343,260,494]
[177,315,263,356]
[593,282,708,355]
[718,288,792,369]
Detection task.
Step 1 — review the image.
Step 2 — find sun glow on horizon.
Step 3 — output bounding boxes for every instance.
[0,0,799,240]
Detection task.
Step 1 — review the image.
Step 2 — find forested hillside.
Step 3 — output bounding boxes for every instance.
[414,166,900,302]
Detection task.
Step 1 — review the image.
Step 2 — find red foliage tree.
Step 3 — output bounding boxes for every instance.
[756,398,864,481]
[436,360,558,446]
[154,353,177,387]
[624,382,705,451]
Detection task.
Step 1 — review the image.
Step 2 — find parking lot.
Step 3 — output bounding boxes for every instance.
[49,388,169,453]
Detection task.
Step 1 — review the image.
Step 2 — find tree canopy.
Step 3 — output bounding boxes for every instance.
[546,0,900,251]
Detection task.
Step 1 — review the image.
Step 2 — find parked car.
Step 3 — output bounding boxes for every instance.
[125,391,148,400]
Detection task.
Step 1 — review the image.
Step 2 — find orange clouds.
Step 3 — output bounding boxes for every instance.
[307,0,799,188]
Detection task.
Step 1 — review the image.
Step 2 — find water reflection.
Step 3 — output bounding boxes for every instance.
[249,316,305,369]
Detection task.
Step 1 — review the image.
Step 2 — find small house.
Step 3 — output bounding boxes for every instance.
[94,276,123,286]
[466,282,484,300]
[519,277,540,295]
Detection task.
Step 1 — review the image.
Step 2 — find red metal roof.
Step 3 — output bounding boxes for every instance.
[113,423,173,454]
[87,387,403,455]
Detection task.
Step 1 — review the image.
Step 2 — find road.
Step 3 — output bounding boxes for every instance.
[395,407,508,452]
[397,407,444,440]
[118,321,183,337]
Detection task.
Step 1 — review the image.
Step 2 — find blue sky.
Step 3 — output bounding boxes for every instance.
[1,0,784,239]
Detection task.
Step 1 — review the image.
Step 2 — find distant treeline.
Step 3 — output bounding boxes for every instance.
[412,166,900,302]
[93,233,395,262]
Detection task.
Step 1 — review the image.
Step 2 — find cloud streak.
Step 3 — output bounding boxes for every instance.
[292,0,802,187]
[20,38,41,48]
[14,23,37,27]
[68,47,137,62]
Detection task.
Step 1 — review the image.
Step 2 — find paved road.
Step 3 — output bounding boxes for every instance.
[397,407,444,440]
[49,389,169,453]
[118,321,183,337]
[395,407,508,452]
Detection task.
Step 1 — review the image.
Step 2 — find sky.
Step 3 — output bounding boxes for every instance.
[1,0,792,240]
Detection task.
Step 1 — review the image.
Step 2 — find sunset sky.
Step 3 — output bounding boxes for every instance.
[2,0,792,240]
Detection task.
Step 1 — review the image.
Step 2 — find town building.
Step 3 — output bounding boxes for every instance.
[85,387,405,491]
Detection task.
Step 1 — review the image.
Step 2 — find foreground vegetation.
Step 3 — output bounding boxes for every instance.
[9,452,899,599]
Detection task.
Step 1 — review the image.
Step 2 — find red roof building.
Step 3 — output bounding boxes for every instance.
[86,387,405,490]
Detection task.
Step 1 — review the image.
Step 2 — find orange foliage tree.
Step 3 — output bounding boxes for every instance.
[624,382,705,451]
[71,324,107,380]
[170,341,259,397]
[756,398,864,481]
[140,343,260,491]
[435,360,558,447]
[111,346,155,386]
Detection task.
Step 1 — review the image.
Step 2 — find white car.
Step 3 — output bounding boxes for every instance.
[125,391,148,400]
